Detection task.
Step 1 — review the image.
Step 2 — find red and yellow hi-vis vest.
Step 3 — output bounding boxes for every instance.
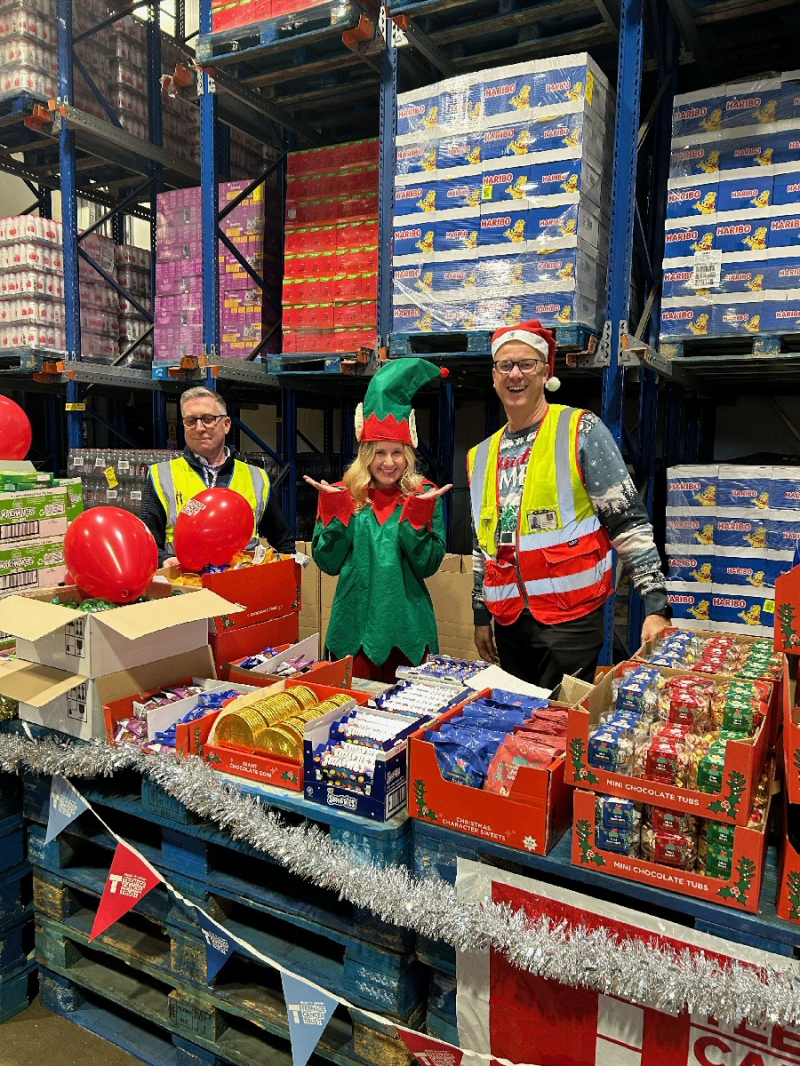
[467,404,613,626]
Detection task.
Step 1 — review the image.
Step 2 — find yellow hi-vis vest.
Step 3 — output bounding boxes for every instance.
[467,404,613,626]
[150,457,270,551]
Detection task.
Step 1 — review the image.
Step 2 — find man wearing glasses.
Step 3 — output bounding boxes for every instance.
[468,320,670,688]
[142,386,295,564]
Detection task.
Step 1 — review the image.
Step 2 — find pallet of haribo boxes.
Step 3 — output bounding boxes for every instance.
[407,677,592,854]
[564,661,772,825]
[633,625,784,746]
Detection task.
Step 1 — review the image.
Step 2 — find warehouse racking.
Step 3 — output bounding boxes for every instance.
[1,0,799,658]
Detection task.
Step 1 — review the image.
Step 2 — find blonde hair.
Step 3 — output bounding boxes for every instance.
[343,442,424,510]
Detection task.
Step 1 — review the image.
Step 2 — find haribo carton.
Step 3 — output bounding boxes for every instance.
[761,297,800,332]
[669,141,726,180]
[767,512,800,553]
[665,511,714,547]
[662,220,716,259]
[715,174,773,214]
[660,301,713,338]
[408,677,591,852]
[666,550,714,586]
[159,552,301,636]
[394,181,438,217]
[772,169,800,207]
[666,177,720,220]
[0,644,217,743]
[564,660,771,825]
[714,212,770,253]
[671,88,727,139]
[706,590,775,637]
[712,549,784,591]
[768,206,800,249]
[713,510,770,549]
[666,588,715,628]
[199,676,369,792]
[397,86,444,139]
[764,248,800,288]
[724,78,781,128]
[436,132,483,171]
[716,464,772,509]
[571,785,770,914]
[0,583,240,678]
[711,294,766,336]
[436,213,481,256]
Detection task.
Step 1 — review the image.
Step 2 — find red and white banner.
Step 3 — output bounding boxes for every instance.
[455,859,800,1066]
[90,841,163,941]
[398,1029,464,1066]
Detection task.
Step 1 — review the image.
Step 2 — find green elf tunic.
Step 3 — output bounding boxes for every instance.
[312,481,446,666]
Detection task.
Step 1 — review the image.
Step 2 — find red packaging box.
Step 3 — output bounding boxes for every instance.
[337,220,379,250]
[408,696,575,855]
[332,275,361,302]
[272,0,318,16]
[160,554,300,635]
[221,656,354,689]
[361,273,378,299]
[565,660,770,825]
[334,301,376,328]
[338,248,378,274]
[572,788,770,914]
[210,612,299,668]
[199,678,370,790]
[339,194,379,219]
[782,652,800,802]
[776,799,800,923]
[282,331,297,353]
[776,564,800,654]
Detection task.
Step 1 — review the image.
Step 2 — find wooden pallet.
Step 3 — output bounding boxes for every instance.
[389,324,598,359]
[36,910,419,1066]
[266,351,378,375]
[659,331,800,360]
[196,0,364,65]
[29,818,424,1022]
[413,821,800,963]
[0,958,37,1024]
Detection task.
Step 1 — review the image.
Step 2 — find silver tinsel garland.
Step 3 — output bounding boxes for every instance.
[2,732,799,1031]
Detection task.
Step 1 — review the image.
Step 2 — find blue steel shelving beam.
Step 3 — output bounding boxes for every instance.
[58,0,83,450]
[377,7,397,348]
[147,0,169,446]
[599,0,645,662]
[200,0,219,391]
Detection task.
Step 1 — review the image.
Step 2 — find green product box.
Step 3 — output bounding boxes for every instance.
[56,478,85,522]
[0,487,68,542]
[0,472,53,491]
[0,537,67,596]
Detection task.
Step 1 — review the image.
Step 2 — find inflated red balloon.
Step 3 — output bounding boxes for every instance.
[0,395,32,460]
[64,507,158,604]
[174,487,254,572]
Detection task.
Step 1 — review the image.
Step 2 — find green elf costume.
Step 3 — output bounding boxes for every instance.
[312,358,448,681]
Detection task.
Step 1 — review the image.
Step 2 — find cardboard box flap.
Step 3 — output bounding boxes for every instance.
[95,590,244,640]
[0,596,85,640]
[557,674,595,707]
[0,659,87,706]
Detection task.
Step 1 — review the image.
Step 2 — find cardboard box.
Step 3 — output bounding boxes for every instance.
[305,704,425,820]
[782,652,800,804]
[775,563,800,654]
[0,486,68,543]
[0,646,216,741]
[209,611,300,668]
[104,675,258,744]
[297,541,321,640]
[0,584,240,678]
[776,799,800,922]
[572,788,769,914]
[201,678,370,791]
[218,656,354,695]
[408,693,575,853]
[160,554,301,634]
[229,633,319,675]
[0,537,67,597]
[565,661,770,825]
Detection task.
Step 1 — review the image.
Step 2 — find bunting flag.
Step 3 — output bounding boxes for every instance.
[44,774,89,845]
[280,972,339,1066]
[198,910,236,982]
[90,841,163,941]
[397,1029,465,1066]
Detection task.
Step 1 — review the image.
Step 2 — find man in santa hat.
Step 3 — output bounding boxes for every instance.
[468,320,670,688]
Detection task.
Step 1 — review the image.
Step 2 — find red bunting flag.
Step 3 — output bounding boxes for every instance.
[90,841,163,941]
[397,1029,464,1066]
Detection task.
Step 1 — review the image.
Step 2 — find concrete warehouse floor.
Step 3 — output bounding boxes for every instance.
[5,997,138,1065]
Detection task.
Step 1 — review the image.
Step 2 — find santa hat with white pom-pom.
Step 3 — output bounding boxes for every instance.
[490,319,560,392]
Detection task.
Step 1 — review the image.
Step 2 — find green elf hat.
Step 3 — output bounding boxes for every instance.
[355,358,448,447]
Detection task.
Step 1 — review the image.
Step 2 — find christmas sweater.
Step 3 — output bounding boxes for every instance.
[312,482,446,666]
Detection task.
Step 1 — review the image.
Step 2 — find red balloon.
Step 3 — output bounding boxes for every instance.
[64,507,158,604]
[0,396,32,460]
[173,488,254,572]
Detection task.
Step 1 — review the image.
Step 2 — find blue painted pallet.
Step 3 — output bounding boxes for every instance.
[0,861,32,935]
[0,958,37,1023]
[413,821,800,969]
[659,331,800,359]
[265,352,377,375]
[29,824,425,1022]
[0,816,26,876]
[195,0,363,66]
[389,323,598,359]
[24,774,411,957]
[37,922,420,1066]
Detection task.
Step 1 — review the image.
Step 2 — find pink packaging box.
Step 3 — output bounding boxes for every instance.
[155,274,204,297]
[220,306,262,330]
[157,293,204,313]
[154,324,203,361]
[158,239,203,263]
[156,309,203,328]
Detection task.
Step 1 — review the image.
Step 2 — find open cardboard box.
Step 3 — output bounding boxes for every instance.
[221,656,354,691]
[209,611,299,668]
[228,634,320,676]
[572,786,770,914]
[776,795,800,923]
[0,583,241,678]
[775,564,800,655]
[103,672,259,745]
[634,625,783,747]
[159,553,301,634]
[407,677,592,854]
[782,652,800,804]
[0,646,218,741]
[565,661,770,826]
[186,676,371,791]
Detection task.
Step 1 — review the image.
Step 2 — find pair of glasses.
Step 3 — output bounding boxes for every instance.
[182,414,225,428]
[492,358,546,375]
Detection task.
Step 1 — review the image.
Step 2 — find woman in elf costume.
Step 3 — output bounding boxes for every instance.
[304,359,452,681]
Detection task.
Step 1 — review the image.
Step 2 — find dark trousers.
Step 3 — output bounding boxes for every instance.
[494,606,606,692]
